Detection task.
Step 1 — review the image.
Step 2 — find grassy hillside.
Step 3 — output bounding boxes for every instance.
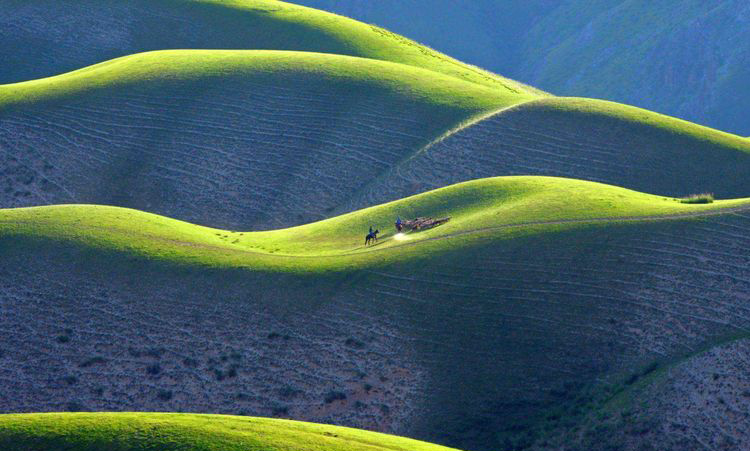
[0,0,540,96]
[0,50,531,230]
[349,96,750,211]
[292,0,555,85]
[0,49,527,110]
[3,178,750,450]
[2,176,748,272]
[0,413,459,451]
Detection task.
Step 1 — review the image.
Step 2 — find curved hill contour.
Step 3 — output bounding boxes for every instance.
[0,413,459,451]
[0,0,539,96]
[0,50,530,230]
[3,176,750,270]
[3,177,750,450]
[348,97,750,212]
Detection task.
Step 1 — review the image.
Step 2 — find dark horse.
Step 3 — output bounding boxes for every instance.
[365,229,379,246]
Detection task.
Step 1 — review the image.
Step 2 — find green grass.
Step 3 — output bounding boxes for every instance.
[2,176,748,272]
[0,413,460,451]
[680,193,714,204]
[0,49,533,114]
[1,0,544,96]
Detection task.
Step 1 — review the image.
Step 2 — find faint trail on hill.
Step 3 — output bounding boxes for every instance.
[3,204,750,261]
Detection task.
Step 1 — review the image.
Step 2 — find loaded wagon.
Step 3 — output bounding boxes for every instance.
[400,216,450,231]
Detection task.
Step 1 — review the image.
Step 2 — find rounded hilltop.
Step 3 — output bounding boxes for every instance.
[0,413,460,451]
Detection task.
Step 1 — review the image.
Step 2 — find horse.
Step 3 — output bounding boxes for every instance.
[365,229,379,246]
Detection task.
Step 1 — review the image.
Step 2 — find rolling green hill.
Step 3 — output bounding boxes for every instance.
[0,0,540,96]
[0,413,459,451]
[3,177,750,450]
[350,96,750,211]
[2,176,749,271]
[5,2,750,450]
[0,49,531,230]
[5,50,750,231]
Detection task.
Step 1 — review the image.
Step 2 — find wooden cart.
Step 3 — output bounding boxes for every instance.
[401,217,450,231]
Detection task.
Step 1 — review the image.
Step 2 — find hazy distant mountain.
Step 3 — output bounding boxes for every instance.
[295,0,750,136]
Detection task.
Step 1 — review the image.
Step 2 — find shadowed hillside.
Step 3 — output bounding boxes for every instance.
[2,177,750,450]
[348,97,750,212]
[0,50,528,230]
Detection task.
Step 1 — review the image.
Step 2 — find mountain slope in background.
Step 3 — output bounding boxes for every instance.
[294,0,750,135]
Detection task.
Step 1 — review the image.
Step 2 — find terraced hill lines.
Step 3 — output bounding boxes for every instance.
[2,179,750,450]
[0,0,541,96]
[348,97,750,212]
[0,413,461,451]
[0,50,531,230]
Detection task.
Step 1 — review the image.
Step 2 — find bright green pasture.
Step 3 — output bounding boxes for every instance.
[155,0,542,94]
[0,413,459,451]
[0,0,542,95]
[0,49,532,115]
[1,177,748,272]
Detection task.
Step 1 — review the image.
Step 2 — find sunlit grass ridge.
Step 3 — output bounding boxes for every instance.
[2,176,748,272]
[0,413,460,451]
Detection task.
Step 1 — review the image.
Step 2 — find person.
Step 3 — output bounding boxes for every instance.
[369,225,374,235]
[395,216,403,232]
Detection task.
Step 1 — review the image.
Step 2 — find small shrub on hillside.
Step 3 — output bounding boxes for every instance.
[680,193,714,204]
[157,389,173,401]
[278,386,301,399]
[182,357,198,367]
[146,364,162,375]
[145,348,165,358]
[345,338,365,349]
[79,356,106,368]
[56,335,70,343]
[324,391,347,404]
